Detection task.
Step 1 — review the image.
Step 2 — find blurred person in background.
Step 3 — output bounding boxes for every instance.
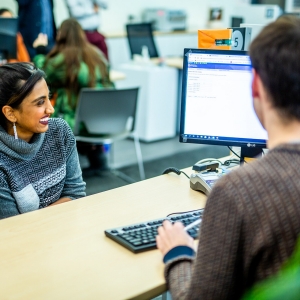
[16,0,56,59]
[33,18,114,175]
[65,0,109,61]
[0,8,30,63]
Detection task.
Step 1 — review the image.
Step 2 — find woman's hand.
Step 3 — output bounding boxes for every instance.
[48,197,72,206]
[33,33,48,48]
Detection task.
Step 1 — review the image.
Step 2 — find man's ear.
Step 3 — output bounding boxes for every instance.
[2,106,17,123]
[252,69,260,98]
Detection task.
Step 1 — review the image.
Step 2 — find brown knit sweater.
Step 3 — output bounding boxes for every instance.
[165,143,300,299]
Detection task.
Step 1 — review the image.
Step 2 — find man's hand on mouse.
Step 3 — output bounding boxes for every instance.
[156,220,194,256]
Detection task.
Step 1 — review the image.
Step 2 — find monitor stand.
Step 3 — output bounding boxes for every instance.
[240,147,263,164]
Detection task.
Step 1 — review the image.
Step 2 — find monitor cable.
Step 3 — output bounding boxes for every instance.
[166,208,203,217]
[196,157,240,167]
[227,146,248,164]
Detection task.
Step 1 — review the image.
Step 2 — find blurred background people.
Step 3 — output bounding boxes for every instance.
[0,8,30,63]
[33,18,113,174]
[16,0,56,59]
[33,18,112,130]
[65,0,109,61]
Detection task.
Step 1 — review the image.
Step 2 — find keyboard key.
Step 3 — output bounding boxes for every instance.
[133,242,142,246]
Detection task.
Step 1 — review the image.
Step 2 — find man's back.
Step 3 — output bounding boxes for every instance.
[230,144,300,282]
[166,143,300,299]
[157,16,300,300]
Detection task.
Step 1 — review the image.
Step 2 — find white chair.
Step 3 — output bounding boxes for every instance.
[74,87,145,182]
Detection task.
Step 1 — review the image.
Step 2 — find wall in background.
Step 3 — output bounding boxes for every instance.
[98,0,236,33]
[0,0,16,15]
[0,0,240,34]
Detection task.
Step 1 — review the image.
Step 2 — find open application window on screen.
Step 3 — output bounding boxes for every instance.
[180,49,267,157]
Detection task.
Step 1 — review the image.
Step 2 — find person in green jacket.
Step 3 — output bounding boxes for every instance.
[243,236,300,300]
[33,18,113,130]
[33,18,114,174]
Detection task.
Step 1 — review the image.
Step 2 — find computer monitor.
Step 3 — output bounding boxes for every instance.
[179,48,267,162]
[0,17,18,60]
[231,17,244,27]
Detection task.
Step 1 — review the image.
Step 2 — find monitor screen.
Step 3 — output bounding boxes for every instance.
[180,48,267,156]
[231,17,244,27]
[0,17,18,60]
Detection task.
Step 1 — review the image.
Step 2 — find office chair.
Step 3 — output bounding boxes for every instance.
[126,22,159,58]
[74,87,145,182]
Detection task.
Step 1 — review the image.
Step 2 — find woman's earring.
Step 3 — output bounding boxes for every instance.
[13,123,18,140]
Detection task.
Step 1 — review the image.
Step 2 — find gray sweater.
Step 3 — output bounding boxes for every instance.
[0,118,86,219]
[165,143,300,299]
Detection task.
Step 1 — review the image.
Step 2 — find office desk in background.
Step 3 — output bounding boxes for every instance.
[106,30,197,69]
[152,57,184,133]
[111,59,182,140]
[0,167,205,300]
[110,69,126,81]
[108,30,189,134]
[152,57,183,69]
[116,63,178,142]
[111,58,182,141]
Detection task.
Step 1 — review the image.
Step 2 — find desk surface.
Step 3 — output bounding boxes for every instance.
[110,69,126,81]
[105,30,198,39]
[151,57,183,69]
[0,167,206,300]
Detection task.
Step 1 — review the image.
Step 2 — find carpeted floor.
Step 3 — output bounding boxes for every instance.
[84,145,229,196]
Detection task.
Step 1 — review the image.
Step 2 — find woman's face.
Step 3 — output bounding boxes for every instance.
[12,78,54,142]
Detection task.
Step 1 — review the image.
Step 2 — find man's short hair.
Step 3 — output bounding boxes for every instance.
[249,16,300,121]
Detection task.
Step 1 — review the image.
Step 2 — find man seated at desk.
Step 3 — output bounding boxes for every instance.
[156,16,300,299]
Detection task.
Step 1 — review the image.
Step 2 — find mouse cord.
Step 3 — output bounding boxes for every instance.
[162,167,190,179]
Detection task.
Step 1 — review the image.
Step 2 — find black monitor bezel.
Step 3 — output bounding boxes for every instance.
[179,48,267,149]
[0,17,18,59]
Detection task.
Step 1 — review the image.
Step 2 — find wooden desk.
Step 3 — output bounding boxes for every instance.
[105,30,198,39]
[164,57,183,69]
[0,168,206,300]
[151,57,183,69]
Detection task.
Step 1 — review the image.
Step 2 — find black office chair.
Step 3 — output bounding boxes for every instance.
[126,23,159,58]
